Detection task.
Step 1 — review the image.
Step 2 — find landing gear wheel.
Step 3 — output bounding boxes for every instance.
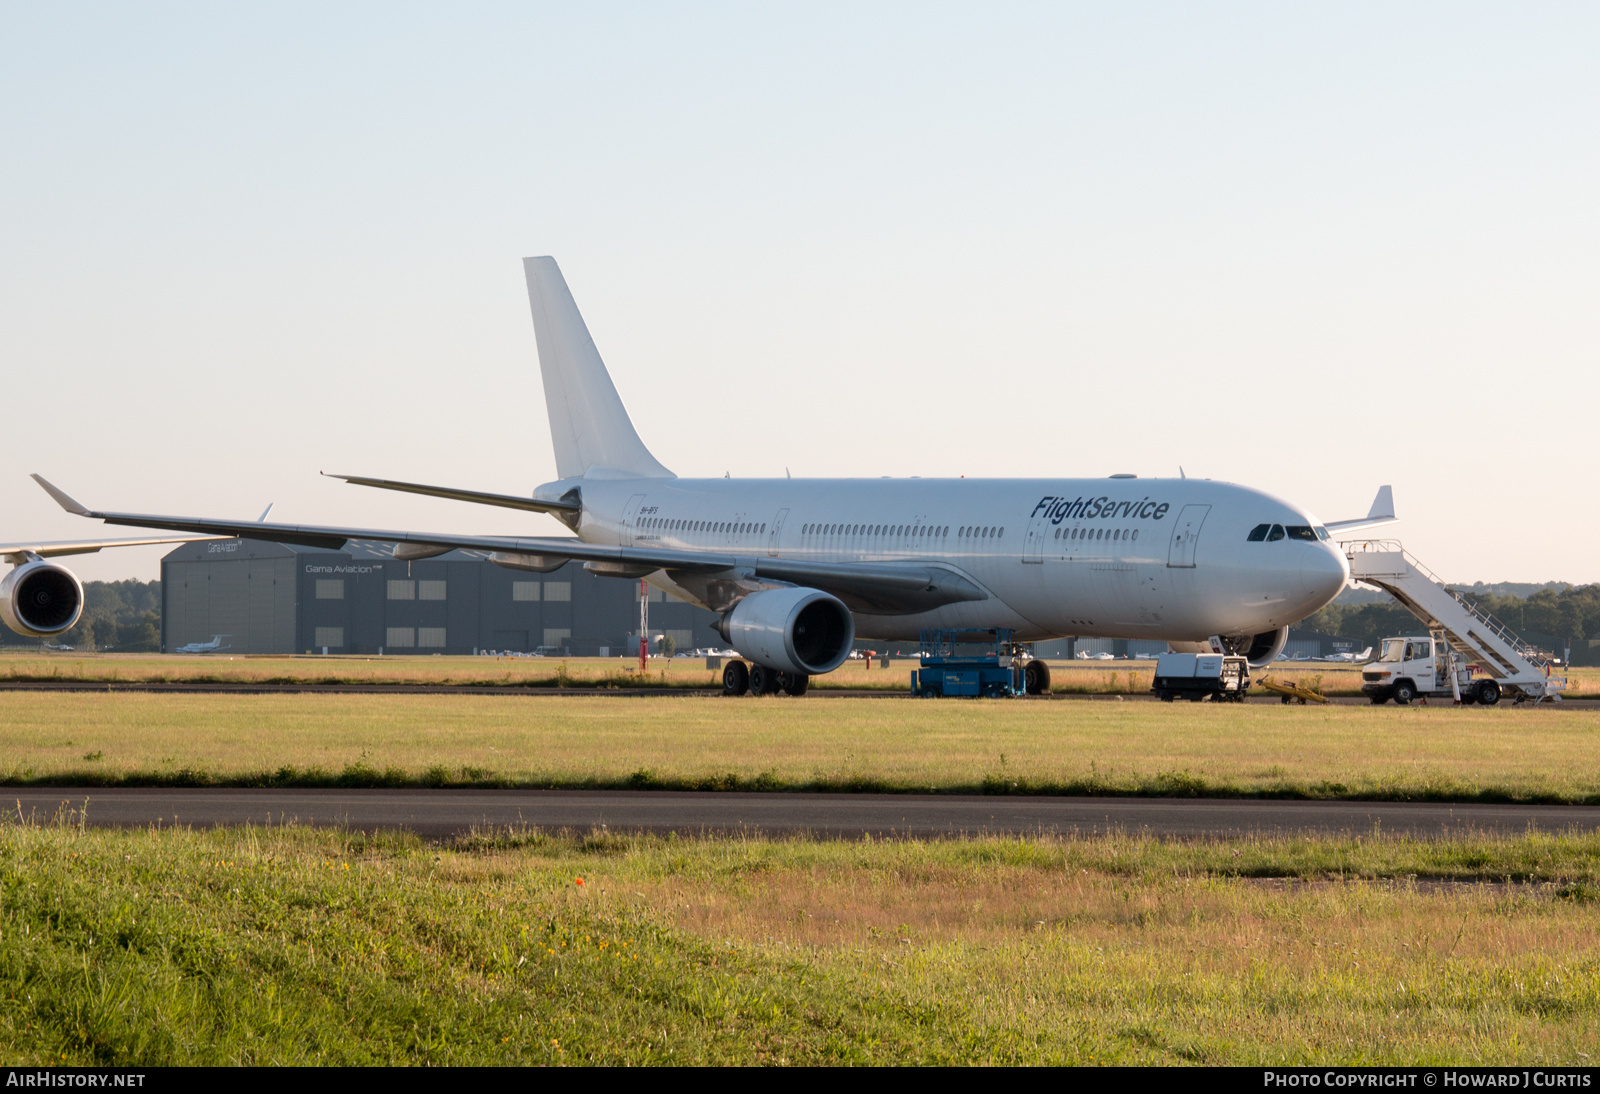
[781,673,809,697]
[1475,679,1501,707]
[748,663,776,695]
[1393,681,1416,705]
[1023,659,1051,695]
[722,660,750,697]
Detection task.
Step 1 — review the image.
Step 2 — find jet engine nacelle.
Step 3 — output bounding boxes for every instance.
[1239,626,1289,668]
[0,561,85,638]
[716,587,855,675]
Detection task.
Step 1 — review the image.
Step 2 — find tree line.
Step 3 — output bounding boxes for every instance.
[1300,583,1600,665]
[0,579,162,651]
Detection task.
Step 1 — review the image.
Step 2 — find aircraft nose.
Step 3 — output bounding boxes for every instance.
[1300,543,1349,605]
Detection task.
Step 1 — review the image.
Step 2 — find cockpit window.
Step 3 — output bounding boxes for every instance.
[1286,525,1317,541]
[1247,523,1271,542]
[1315,527,1330,541]
[1266,524,1286,542]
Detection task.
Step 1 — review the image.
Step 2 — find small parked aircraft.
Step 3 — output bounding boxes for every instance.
[174,635,230,654]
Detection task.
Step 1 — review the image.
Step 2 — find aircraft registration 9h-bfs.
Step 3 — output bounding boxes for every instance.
[7,257,1396,694]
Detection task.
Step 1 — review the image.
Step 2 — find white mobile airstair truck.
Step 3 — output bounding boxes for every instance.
[1343,542,1566,705]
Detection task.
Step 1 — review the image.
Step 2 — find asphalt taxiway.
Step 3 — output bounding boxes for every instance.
[8,789,1598,841]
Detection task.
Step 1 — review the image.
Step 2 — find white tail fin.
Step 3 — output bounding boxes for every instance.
[1324,485,1398,538]
[1367,485,1394,522]
[523,256,674,481]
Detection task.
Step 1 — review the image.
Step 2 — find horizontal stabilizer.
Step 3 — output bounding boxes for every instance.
[1325,485,1399,538]
[323,472,580,514]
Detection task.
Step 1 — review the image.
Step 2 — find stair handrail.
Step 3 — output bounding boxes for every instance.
[1341,539,1553,668]
[1420,561,1554,665]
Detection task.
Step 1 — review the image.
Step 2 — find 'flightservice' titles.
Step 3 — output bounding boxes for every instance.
[1031,495,1170,525]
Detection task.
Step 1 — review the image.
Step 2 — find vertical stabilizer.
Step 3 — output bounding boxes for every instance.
[523,256,674,480]
[1368,485,1394,521]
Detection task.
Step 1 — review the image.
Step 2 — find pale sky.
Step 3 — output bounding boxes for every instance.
[3,3,1596,584]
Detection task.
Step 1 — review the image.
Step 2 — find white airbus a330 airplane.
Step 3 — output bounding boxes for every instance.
[16,257,1394,693]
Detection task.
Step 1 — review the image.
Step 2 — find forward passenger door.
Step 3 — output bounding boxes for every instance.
[1166,505,1211,568]
[1022,509,1050,564]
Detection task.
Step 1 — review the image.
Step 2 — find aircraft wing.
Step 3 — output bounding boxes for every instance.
[1,534,218,565]
[1324,485,1398,538]
[748,557,987,613]
[32,476,988,613]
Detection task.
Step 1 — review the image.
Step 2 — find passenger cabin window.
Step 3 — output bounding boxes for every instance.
[1266,524,1286,542]
[1247,524,1271,541]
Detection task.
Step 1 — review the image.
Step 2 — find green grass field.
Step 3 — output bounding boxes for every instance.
[4,818,1599,1065]
[3,692,1598,802]
[7,650,1595,697]
[6,679,1600,1065]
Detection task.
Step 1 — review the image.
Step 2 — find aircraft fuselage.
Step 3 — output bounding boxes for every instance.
[565,475,1350,643]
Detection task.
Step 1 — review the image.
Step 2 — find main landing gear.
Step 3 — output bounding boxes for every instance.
[722,660,809,697]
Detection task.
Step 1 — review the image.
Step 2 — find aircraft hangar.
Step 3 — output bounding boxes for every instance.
[139,540,1363,661]
[159,538,724,656]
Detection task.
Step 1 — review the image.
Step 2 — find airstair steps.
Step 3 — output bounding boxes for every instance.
[1342,540,1564,702]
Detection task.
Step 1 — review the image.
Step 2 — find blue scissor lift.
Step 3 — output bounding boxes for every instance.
[910,628,1025,698]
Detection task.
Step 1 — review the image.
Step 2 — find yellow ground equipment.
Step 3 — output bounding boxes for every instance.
[1256,675,1329,705]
